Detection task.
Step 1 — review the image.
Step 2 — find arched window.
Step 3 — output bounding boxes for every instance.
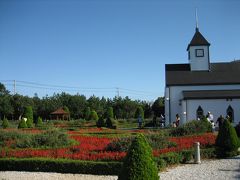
[196,106,204,120]
[227,105,234,123]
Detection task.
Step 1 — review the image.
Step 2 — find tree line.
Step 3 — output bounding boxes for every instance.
[0,83,164,121]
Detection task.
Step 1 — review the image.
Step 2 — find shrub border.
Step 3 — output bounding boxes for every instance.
[0,158,122,175]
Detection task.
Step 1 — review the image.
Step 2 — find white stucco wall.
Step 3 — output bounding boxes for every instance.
[165,84,240,126]
[188,45,209,71]
[185,99,240,126]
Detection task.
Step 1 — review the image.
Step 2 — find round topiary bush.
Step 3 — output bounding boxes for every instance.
[2,117,9,129]
[215,119,240,157]
[18,119,27,129]
[90,110,99,121]
[118,134,159,180]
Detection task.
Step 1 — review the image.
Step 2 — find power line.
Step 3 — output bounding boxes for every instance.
[16,80,114,90]
[0,80,162,98]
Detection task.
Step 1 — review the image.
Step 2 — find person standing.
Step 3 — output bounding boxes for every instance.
[138,115,143,128]
[207,111,214,122]
[216,115,224,130]
[175,114,180,127]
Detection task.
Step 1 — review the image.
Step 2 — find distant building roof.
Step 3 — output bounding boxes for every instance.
[51,108,69,115]
[183,90,240,100]
[187,28,210,50]
[166,61,240,86]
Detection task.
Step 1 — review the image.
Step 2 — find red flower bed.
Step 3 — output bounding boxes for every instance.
[153,133,216,156]
[0,130,216,161]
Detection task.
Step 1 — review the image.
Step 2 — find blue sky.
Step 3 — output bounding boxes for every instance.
[0,0,240,101]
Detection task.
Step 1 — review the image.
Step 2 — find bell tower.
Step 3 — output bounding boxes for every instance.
[187,10,211,71]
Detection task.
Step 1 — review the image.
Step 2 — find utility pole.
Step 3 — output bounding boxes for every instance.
[116,87,120,98]
[13,80,16,94]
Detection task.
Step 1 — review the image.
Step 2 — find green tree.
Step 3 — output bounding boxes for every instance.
[84,107,91,120]
[24,106,34,128]
[143,103,153,119]
[12,94,33,120]
[107,107,114,119]
[135,106,144,119]
[215,119,240,157]
[63,105,70,120]
[118,134,159,180]
[0,83,9,95]
[90,110,99,121]
[2,117,9,129]
[151,97,164,117]
[67,94,87,119]
[0,95,13,120]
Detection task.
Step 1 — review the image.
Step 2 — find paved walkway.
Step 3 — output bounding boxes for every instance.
[0,156,239,180]
[160,155,240,180]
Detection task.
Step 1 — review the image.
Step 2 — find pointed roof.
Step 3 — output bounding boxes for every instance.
[187,28,210,50]
[51,107,69,115]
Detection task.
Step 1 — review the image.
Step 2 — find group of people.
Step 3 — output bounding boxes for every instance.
[172,111,232,131]
[206,111,233,131]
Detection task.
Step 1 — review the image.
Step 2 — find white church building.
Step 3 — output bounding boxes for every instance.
[165,26,240,126]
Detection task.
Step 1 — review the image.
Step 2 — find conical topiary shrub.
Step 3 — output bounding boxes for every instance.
[24,106,34,128]
[215,119,240,157]
[118,133,159,180]
[96,117,105,128]
[36,116,43,127]
[18,119,27,129]
[2,117,9,129]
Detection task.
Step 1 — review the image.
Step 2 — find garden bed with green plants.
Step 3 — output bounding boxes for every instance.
[1,118,239,175]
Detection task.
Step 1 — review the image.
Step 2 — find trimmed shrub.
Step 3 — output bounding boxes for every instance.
[155,158,167,171]
[96,117,105,128]
[180,150,193,163]
[106,117,113,128]
[32,129,74,148]
[2,117,9,129]
[0,158,122,175]
[118,134,159,180]
[24,106,34,128]
[107,107,114,119]
[215,119,240,157]
[235,123,240,138]
[105,137,132,152]
[146,133,177,150]
[12,129,74,149]
[18,119,27,129]
[84,107,91,120]
[36,117,43,127]
[170,118,212,137]
[90,110,99,121]
[159,152,182,165]
[201,148,216,159]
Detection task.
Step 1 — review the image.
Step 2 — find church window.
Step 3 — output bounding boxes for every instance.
[195,49,204,57]
[196,106,204,120]
[226,105,234,122]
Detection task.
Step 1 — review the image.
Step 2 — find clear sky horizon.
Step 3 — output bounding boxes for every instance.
[0,0,240,102]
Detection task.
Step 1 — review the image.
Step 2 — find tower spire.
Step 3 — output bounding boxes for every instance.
[195,8,199,32]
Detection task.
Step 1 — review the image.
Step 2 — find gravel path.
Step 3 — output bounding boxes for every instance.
[0,156,239,180]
